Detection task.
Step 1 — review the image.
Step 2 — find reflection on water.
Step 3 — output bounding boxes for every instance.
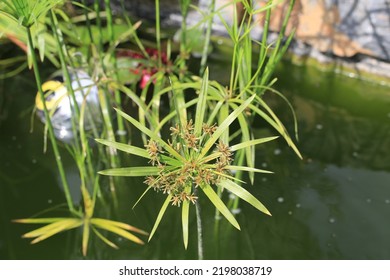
[1,61,390,259]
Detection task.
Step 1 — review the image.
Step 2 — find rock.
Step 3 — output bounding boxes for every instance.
[256,0,390,60]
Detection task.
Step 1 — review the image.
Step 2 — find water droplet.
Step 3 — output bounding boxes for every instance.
[366,198,372,203]
[288,211,293,215]
[12,136,17,141]
[352,151,359,158]
[274,148,281,155]
[329,217,336,224]
[48,199,52,204]
[57,156,61,160]
[306,158,313,163]
[387,112,390,118]
[261,177,267,182]
[261,162,268,168]
[217,39,223,45]
[277,197,284,203]
[232,208,241,215]
[32,159,37,164]
[229,193,237,200]
[296,203,301,208]
[316,124,323,130]
[385,199,390,204]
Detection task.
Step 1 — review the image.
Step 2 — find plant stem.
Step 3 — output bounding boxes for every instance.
[155,0,162,68]
[195,196,204,260]
[199,0,215,75]
[104,0,126,143]
[26,27,76,215]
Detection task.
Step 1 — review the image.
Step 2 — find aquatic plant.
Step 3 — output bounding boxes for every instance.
[98,69,277,256]
[2,0,300,258]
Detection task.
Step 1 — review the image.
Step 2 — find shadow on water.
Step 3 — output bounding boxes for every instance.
[1,58,390,259]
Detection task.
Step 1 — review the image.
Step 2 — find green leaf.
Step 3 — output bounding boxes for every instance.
[252,96,302,159]
[133,185,154,209]
[182,199,190,249]
[235,105,254,183]
[82,220,90,256]
[218,179,271,216]
[95,139,150,159]
[148,195,172,241]
[98,166,160,177]
[230,136,279,151]
[199,94,256,159]
[224,166,273,174]
[160,155,183,167]
[201,184,240,230]
[194,68,208,136]
[169,75,187,130]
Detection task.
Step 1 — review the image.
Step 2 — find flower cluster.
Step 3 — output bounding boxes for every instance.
[144,120,233,206]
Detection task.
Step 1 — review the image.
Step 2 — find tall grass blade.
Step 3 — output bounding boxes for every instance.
[95,139,151,159]
[98,166,160,177]
[218,179,271,216]
[148,195,172,241]
[182,198,190,249]
[201,184,240,230]
[230,136,279,151]
[194,68,209,137]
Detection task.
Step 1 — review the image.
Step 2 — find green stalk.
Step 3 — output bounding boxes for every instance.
[259,0,272,68]
[26,27,75,214]
[155,0,162,68]
[259,0,295,88]
[119,0,147,56]
[81,0,94,48]
[199,0,215,75]
[104,0,126,143]
[195,190,204,260]
[49,11,81,151]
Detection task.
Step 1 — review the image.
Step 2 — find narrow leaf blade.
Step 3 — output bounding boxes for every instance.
[230,136,279,151]
[148,195,172,241]
[194,67,208,136]
[201,184,240,230]
[98,166,159,177]
[218,179,271,216]
[95,139,150,159]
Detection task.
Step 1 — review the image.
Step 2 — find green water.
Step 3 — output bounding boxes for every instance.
[1,61,390,259]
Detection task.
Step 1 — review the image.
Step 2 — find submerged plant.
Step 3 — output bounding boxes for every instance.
[98,70,277,250]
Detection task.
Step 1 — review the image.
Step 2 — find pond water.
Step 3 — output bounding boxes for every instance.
[1,59,390,259]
